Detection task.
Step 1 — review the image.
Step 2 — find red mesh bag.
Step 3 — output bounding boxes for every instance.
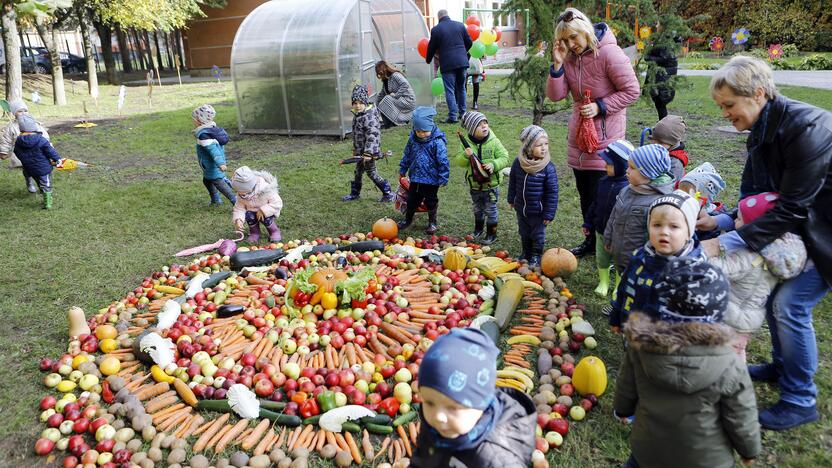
[576,89,600,154]
[395,176,429,214]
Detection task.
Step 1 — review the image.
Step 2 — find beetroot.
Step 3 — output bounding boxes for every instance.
[218,240,238,256]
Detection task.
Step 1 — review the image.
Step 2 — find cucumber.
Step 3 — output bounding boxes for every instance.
[340,422,361,433]
[230,249,287,271]
[217,304,244,318]
[259,400,286,411]
[303,415,322,426]
[360,414,393,425]
[195,399,233,412]
[305,244,337,257]
[339,240,384,252]
[365,423,394,435]
[202,271,233,289]
[393,411,418,427]
[259,409,302,427]
[480,320,501,346]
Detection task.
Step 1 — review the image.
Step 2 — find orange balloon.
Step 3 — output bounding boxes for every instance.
[417,38,429,59]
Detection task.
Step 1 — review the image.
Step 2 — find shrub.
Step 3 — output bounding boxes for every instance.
[746,48,769,60]
[686,51,703,59]
[798,54,832,71]
[690,63,719,70]
[781,44,799,57]
[770,59,795,70]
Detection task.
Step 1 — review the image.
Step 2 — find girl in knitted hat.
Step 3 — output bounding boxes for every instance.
[0,100,50,193]
[192,104,236,206]
[410,328,536,468]
[507,125,558,266]
[231,166,283,243]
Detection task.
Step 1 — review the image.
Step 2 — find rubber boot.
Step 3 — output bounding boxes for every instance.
[613,270,622,293]
[42,191,52,210]
[398,209,414,230]
[594,267,611,297]
[265,222,282,242]
[470,218,485,240]
[342,181,361,201]
[247,220,261,243]
[528,243,543,268]
[26,176,37,193]
[379,181,395,202]
[517,239,532,262]
[481,223,498,245]
[425,209,438,235]
[569,234,595,258]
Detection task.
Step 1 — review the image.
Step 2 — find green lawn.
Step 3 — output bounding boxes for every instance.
[1,73,831,467]
[680,51,832,69]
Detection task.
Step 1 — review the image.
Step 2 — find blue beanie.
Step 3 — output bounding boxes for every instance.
[680,162,726,206]
[600,139,634,177]
[413,106,437,132]
[419,328,498,410]
[631,144,671,180]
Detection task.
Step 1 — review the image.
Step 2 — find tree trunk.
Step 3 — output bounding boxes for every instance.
[175,29,187,70]
[2,2,22,102]
[94,20,118,85]
[165,32,175,69]
[144,30,155,70]
[35,16,67,106]
[116,26,132,73]
[152,30,164,70]
[131,29,148,70]
[76,6,99,97]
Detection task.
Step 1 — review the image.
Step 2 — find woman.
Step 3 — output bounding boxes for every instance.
[700,55,832,431]
[375,61,416,128]
[546,8,640,257]
[643,23,679,120]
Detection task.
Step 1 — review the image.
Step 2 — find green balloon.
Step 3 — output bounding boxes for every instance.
[485,43,499,56]
[431,77,444,96]
[469,41,486,59]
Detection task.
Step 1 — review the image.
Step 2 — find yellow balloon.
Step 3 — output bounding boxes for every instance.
[480,30,495,46]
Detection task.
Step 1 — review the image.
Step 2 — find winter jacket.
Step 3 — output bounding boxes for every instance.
[232,171,283,225]
[453,131,510,190]
[546,23,640,172]
[614,314,761,468]
[410,388,537,468]
[583,173,627,234]
[643,44,678,84]
[352,105,382,157]
[709,232,807,333]
[13,132,61,177]
[195,124,230,180]
[426,16,473,72]
[696,203,729,241]
[400,127,450,186]
[506,158,558,221]
[609,240,706,327]
[1,119,49,168]
[376,73,416,126]
[735,95,832,286]
[604,179,676,272]
[669,147,689,183]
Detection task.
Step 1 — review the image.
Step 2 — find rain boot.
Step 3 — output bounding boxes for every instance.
[265,221,282,242]
[470,218,485,240]
[398,208,414,230]
[247,220,261,243]
[594,267,611,297]
[26,176,37,193]
[342,181,361,201]
[481,223,498,245]
[613,270,622,293]
[43,191,53,210]
[569,234,595,258]
[425,209,438,235]
[379,181,395,202]
[529,243,543,268]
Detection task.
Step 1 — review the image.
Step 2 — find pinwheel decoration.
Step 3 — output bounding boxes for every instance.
[709,36,724,52]
[732,28,750,45]
[768,44,784,61]
[639,26,652,40]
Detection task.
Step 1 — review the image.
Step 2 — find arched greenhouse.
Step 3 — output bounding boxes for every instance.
[231,0,433,137]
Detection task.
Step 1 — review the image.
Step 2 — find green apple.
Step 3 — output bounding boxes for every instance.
[220,357,235,370]
[355,380,369,394]
[68,370,84,383]
[399,403,411,414]
[320,335,332,347]
[283,338,298,354]
[362,362,375,374]
[213,377,226,388]
[337,308,352,319]
[569,405,586,421]
[40,409,56,423]
[323,309,337,320]
[583,337,598,349]
[545,431,563,447]
[44,373,62,388]
[276,317,290,328]
[243,325,257,337]
[394,382,412,404]
[307,333,320,345]
[78,374,99,391]
[334,392,348,407]
[57,365,72,376]
[394,368,412,383]
[282,362,300,380]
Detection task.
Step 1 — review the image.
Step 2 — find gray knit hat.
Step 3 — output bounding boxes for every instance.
[9,100,28,116]
[18,114,38,133]
[680,163,726,206]
[351,85,369,105]
[651,115,686,148]
[461,111,487,136]
[231,166,257,193]
[519,125,547,156]
[649,190,700,239]
[192,104,216,125]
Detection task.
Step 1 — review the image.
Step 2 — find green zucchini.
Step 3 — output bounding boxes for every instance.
[480,320,500,346]
[230,249,287,271]
[365,423,394,434]
[339,240,384,252]
[360,414,393,425]
[195,399,233,412]
[259,409,302,427]
[259,400,286,411]
[340,422,362,433]
[305,244,337,257]
[393,411,418,427]
[202,271,233,289]
[302,414,322,426]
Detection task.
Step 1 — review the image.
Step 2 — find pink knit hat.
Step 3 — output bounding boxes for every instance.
[739,192,779,224]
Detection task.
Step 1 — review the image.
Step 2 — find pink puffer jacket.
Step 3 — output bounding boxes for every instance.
[547,24,640,172]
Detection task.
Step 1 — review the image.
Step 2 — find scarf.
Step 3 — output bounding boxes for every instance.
[429,394,504,452]
[519,149,551,174]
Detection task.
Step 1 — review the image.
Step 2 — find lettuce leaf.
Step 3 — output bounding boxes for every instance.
[335,267,377,304]
[291,267,318,294]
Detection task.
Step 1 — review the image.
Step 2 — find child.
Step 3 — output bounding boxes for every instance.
[614,258,760,468]
[453,111,510,244]
[583,139,634,297]
[342,85,394,202]
[192,104,236,206]
[0,100,50,193]
[507,125,558,266]
[398,106,449,234]
[678,162,727,240]
[609,190,703,331]
[650,114,688,183]
[708,192,807,361]
[410,328,536,468]
[13,114,62,209]
[231,166,284,243]
[467,55,484,110]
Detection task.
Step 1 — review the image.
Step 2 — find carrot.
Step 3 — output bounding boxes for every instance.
[253,428,275,456]
[275,426,288,449]
[215,419,250,454]
[159,408,192,432]
[181,415,204,439]
[361,429,374,460]
[293,425,314,450]
[235,428,253,444]
[394,438,402,462]
[325,431,338,449]
[344,431,362,464]
[316,429,327,452]
[345,343,357,368]
[408,422,418,445]
[242,418,271,450]
[379,322,416,345]
[135,382,170,401]
[304,431,318,450]
[334,433,350,452]
[191,417,215,437]
[375,436,391,461]
[124,374,150,392]
[286,426,302,449]
[174,414,195,438]
[152,403,186,424]
[193,413,230,452]
[397,425,412,457]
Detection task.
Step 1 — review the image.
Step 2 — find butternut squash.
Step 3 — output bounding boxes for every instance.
[494,279,524,330]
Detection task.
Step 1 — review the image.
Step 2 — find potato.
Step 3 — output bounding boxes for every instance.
[131,452,147,464]
[161,435,175,449]
[171,438,186,450]
[555,376,572,386]
[320,444,338,459]
[277,458,293,468]
[378,464,393,468]
[139,459,154,468]
[141,425,156,442]
[150,433,165,448]
[393,459,411,468]
[291,458,308,468]
[215,458,230,468]
[538,352,553,375]
[538,384,555,394]
[188,455,210,468]
[126,438,143,452]
[540,327,556,342]
[291,448,309,459]
[269,448,287,463]
[249,454,271,468]
[229,451,249,467]
[167,448,186,465]
[548,369,562,381]
[147,447,163,462]
[335,451,354,467]
[557,395,573,407]
[541,340,555,350]
[112,419,125,430]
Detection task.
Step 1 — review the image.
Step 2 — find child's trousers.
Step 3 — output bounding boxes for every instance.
[470,188,499,224]
[516,212,546,250]
[405,182,439,217]
[203,177,236,204]
[353,159,388,191]
[23,170,52,193]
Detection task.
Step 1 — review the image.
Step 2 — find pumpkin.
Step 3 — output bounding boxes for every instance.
[309,268,348,305]
[372,217,398,240]
[443,248,468,271]
[67,306,91,338]
[540,248,578,278]
[572,356,607,396]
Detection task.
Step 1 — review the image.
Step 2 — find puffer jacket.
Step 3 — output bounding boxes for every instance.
[546,23,640,172]
[399,127,449,186]
[195,124,230,180]
[453,131,510,190]
[669,146,689,183]
[604,179,675,272]
[13,132,61,177]
[614,314,761,468]
[709,232,807,332]
[352,105,381,157]
[426,16,473,71]
[1,119,50,168]
[584,172,627,234]
[410,388,537,468]
[506,157,558,221]
[231,171,283,225]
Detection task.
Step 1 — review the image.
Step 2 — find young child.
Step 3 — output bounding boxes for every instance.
[678,162,727,240]
[609,190,703,331]
[708,192,807,361]
[13,114,62,209]
[398,106,449,234]
[192,104,236,206]
[467,56,484,110]
[342,85,394,202]
[453,111,510,244]
[0,100,50,193]
[614,258,760,468]
[231,166,284,243]
[507,125,558,266]
[649,114,688,183]
[410,328,536,468]
[583,139,634,297]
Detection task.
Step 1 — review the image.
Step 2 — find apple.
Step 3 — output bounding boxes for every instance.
[63,455,79,468]
[561,362,575,376]
[67,435,85,452]
[282,362,300,380]
[96,438,116,453]
[44,373,62,388]
[90,417,108,433]
[255,379,275,397]
[34,438,55,455]
[551,404,569,417]
[584,337,598,349]
[39,358,55,372]
[47,413,64,428]
[380,365,396,379]
[545,431,564,448]
[334,392,348,407]
[325,373,340,387]
[72,418,90,434]
[569,405,586,421]
[537,413,551,429]
[535,437,549,454]
[40,395,57,410]
[394,368,412,383]
[549,418,569,436]
[560,383,574,397]
[240,353,257,367]
[580,398,593,412]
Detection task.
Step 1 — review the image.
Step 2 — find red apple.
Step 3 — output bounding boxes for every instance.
[40,395,57,410]
[254,378,275,397]
[580,398,593,412]
[96,439,116,453]
[67,435,85,452]
[63,455,79,468]
[34,438,55,455]
[46,413,64,428]
[561,362,575,376]
[300,380,316,394]
[90,417,108,433]
[72,418,90,434]
[39,358,54,372]
[535,436,549,454]
[338,370,356,387]
[301,367,316,379]
[560,383,574,397]
[549,418,569,436]
[537,413,551,429]
[552,404,569,417]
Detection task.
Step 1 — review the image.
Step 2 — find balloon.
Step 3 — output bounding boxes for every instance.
[469,41,486,59]
[485,43,498,56]
[465,15,480,27]
[494,27,502,42]
[466,24,480,41]
[480,30,495,46]
[431,77,444,96]
[417,38,429,59]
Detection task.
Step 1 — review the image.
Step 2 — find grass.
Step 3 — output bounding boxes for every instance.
[1,72,831,467]
[679,51,832,69]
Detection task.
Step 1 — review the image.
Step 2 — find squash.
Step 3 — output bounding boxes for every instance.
[443,248,468,271]
[309,268,348,305]
[68,306,91,338]
[339,240,385,252]
[229,248,287,271]
[572,356,608,397]
[479,320,501,346]
[201,271,234,289]
[305,244,337,257]
[540,248,578,278]
[372,217,399,241]
[494,279,524,330]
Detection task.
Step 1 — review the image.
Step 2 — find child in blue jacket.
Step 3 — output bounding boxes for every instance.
[507,125,558,266]
[13,114,62,209]
[193,104,236,206]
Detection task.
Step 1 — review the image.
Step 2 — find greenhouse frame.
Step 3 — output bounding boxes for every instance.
[231,0,433,137]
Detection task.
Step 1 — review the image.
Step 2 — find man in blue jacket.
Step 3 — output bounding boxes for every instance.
[426,10,473,123]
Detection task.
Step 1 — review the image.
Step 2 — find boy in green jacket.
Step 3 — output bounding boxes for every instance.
[454,111,510,244]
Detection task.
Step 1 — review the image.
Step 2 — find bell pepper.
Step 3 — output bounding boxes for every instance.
[317,390,337,413]
[351,298,369,309]
[291,391,308,404]
[300,398,320,419]
[101,381,115,404]
[379,397,400,418]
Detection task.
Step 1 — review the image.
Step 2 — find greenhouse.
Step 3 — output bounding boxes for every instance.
[231,0,433,137]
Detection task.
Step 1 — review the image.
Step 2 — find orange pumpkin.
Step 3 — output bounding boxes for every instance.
[540,248,578,278]
[372,217,398,240]
[308,268,347,305]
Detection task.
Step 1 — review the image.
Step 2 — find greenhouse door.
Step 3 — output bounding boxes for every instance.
[358,0,376,95]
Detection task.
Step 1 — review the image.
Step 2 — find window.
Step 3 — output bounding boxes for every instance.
[492,1,515,28]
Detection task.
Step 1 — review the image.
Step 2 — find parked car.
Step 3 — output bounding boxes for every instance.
[10,47,87,74]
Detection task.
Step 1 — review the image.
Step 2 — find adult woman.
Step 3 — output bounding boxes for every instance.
[546,8,640,257]
[700,55,832,430]
[642,22,680,119]
[375,61,416,128]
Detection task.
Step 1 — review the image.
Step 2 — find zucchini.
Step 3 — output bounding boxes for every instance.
[393,411,418,427]
[230,249,287,271]
[202,271,233,289]
[217,304,244,318]
[339,240,384,252]
[359,414,392,425]
[259,400,286,411]
[480,320,500,346]
[340,422,361,433]
[195,400,298,426]
[259,409,302,427]
[494,278,524,330]
[305,244,337,257]
[303,414,322,426]
[196,399,233,412]
[365,423,394,435]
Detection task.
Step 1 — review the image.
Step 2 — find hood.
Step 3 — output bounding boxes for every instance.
[411,126,447,144]
[595,22,616,48]
[486,388,536,455]
[351,104,375,116]
[15,132,42,149]
[760,232,807,280]
[196,125,229,146]
[251,171,279,197]
[632,177,675,195]
[624,313,737,394]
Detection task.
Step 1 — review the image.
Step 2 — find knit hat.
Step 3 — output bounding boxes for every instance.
[739,192,779,224]
[519,125,547,156]
[655,257,729,323]
[351,85,369,105]
[461,111,487,136]
[9,100,28,115]
[413,106,437,132]
[192,104,216,125]
[419,328,498,410]
[649,190,700,239]
[17,114,38,133]
[680,163,726,207]
[231,166,257,193]
[651,115,686,148]
[600,139,634,176]
[631,144,671,180]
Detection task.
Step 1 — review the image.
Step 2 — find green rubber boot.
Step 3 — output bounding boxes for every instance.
[613,270,622,293]
[43,192,53,210]
[594,267,611,297]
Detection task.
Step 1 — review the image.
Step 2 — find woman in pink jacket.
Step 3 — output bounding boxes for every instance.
[547,8,640,257]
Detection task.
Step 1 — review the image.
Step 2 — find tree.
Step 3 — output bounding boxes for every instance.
[17,0,73,105]
[75,3,98,97]
[2,1,23,102]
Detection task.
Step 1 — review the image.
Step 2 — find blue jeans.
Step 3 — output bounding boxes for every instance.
[766,266,830,407]
[203,177,237,204]
[441,68,467,120]
[622,455,640,468]
[470,188,499,224]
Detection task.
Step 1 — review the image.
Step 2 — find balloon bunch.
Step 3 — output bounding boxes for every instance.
[464,15,502,59]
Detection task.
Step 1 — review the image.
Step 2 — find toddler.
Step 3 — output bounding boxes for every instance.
[193,104,236,206]
[231,166,284,243]
[0,100,50,193]
[467,56,484,110]
[649,114,688,183]
[342,85,394,202]
[678,162,727,240]
[13,114,62,209]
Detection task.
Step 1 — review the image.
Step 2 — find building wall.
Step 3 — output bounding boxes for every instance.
[185,0,270,71]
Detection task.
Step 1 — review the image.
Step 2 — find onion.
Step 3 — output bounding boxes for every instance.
[219,240,238,256]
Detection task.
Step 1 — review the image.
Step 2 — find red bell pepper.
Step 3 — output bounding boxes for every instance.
[351,298,369,309]
[101,381,114,404]
[379,397,400,417]
[300,399,320,419]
